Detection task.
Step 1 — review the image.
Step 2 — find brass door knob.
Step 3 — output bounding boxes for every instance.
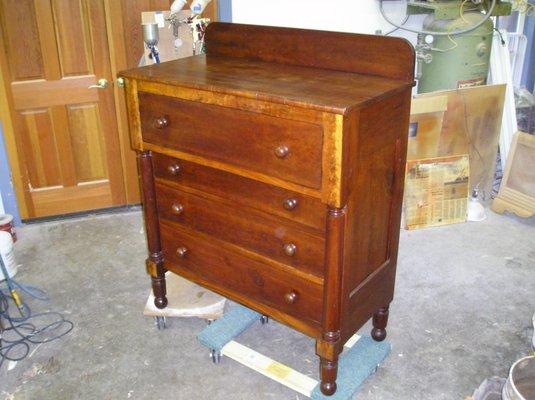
[154,115,169,129]
[283,198,298,211]
[274,145,289,158]
[167,164,181,175]
[284,291,298,304]
[176,247,188,258]
[171,203,184,215]
[283,243,296,257]
[88,78,108,89]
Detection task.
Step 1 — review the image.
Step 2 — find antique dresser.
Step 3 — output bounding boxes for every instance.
[122,23,414,396]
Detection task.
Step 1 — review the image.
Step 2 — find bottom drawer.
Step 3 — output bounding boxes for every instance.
[160,222,323,329]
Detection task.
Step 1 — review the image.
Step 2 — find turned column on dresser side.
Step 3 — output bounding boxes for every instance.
[316,206,346,396]
[138,150,168,309]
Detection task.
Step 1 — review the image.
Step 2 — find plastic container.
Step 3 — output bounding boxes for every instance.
[503,356,535,400]
[0,214,17,242]
[190,0,211,14]
[0,231,17,280]
[170,0,187,14]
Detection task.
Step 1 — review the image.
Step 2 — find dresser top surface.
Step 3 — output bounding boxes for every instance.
[121,54,412,115]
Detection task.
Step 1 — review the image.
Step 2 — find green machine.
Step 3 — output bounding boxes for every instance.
[380,0,512,93]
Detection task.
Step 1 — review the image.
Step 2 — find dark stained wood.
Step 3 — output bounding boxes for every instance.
[371,306,390,342]
[317,207,346,395]
[121,56,414,115]
[152,153,327,231]
[139,92,324,188]
[160,222,323,330]
[155,182,326,278]
[205,23,415,83]
[138,151,167,309]
[339,88,412,346]
[124,23,414,396]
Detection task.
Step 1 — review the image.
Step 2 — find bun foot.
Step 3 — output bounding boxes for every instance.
[320,381,337,396]
[371,327,387,342]
[154,296,168,309]
[371,306,389,342]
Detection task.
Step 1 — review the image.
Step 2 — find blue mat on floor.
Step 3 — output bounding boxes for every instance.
[197,305,260,351]
[310,335,391,400]
[197,305,391,400]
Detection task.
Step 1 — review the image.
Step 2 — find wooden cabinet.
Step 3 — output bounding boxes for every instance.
[122,22,414,396]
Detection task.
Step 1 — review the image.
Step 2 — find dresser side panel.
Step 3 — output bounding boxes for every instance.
[340,89,412,343]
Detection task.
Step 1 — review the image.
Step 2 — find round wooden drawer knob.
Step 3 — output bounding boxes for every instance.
[176,247,188,258]
[171,203,184,215]
[283,243,297,257]
[274,145,289,159]
[154,115,169,129]
[167,164,181,175]
[284,291,298,304]
[283,198,298,211]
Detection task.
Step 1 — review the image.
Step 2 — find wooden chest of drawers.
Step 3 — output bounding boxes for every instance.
[122,23,414,396]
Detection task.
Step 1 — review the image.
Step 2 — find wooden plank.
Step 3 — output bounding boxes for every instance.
[0,25,32,217]
[51,0,93,76]
[321,113,345,207]
[67,104,108,182]
[0,0,45,81]
[31,181,113,217]
[492,132,535,217]
[222,341,318,397]
[50,105,78,187]
[104,0,141,204]
[220,334,362,398]
[86,0,126,206]
[124,78,143,151]
[11,77,98,110]
[123,57,412,115]
[135,79,324,124]
[18,109,62,188]
[205,23,415,82]
[34,0,62,80]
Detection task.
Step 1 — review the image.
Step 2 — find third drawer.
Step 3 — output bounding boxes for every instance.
[160,222,323,330]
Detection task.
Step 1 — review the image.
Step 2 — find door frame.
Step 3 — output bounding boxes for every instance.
[0,26,32,219]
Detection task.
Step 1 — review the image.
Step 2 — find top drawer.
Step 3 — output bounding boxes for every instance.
[138,92,323,189]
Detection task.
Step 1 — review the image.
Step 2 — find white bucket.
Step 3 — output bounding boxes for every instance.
[502,356,535,400]
[0,231,17,280]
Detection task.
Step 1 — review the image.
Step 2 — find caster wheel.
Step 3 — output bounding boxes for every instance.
[210,349,222,364]
[260,315,269,325]
[154,316,167,330]
[205,319,214,325]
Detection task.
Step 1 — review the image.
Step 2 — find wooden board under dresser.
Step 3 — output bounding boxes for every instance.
[121,22,415,396]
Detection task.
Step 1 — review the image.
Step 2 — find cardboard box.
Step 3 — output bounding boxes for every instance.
[404,94,469,229]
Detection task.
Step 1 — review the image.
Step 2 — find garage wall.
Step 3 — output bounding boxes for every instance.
[231,0,425,45]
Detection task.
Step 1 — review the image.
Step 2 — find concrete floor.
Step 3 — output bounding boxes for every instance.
[1,210,534,400]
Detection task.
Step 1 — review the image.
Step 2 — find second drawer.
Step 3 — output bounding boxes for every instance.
[152,153,326,232]
[155,183,325,278]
